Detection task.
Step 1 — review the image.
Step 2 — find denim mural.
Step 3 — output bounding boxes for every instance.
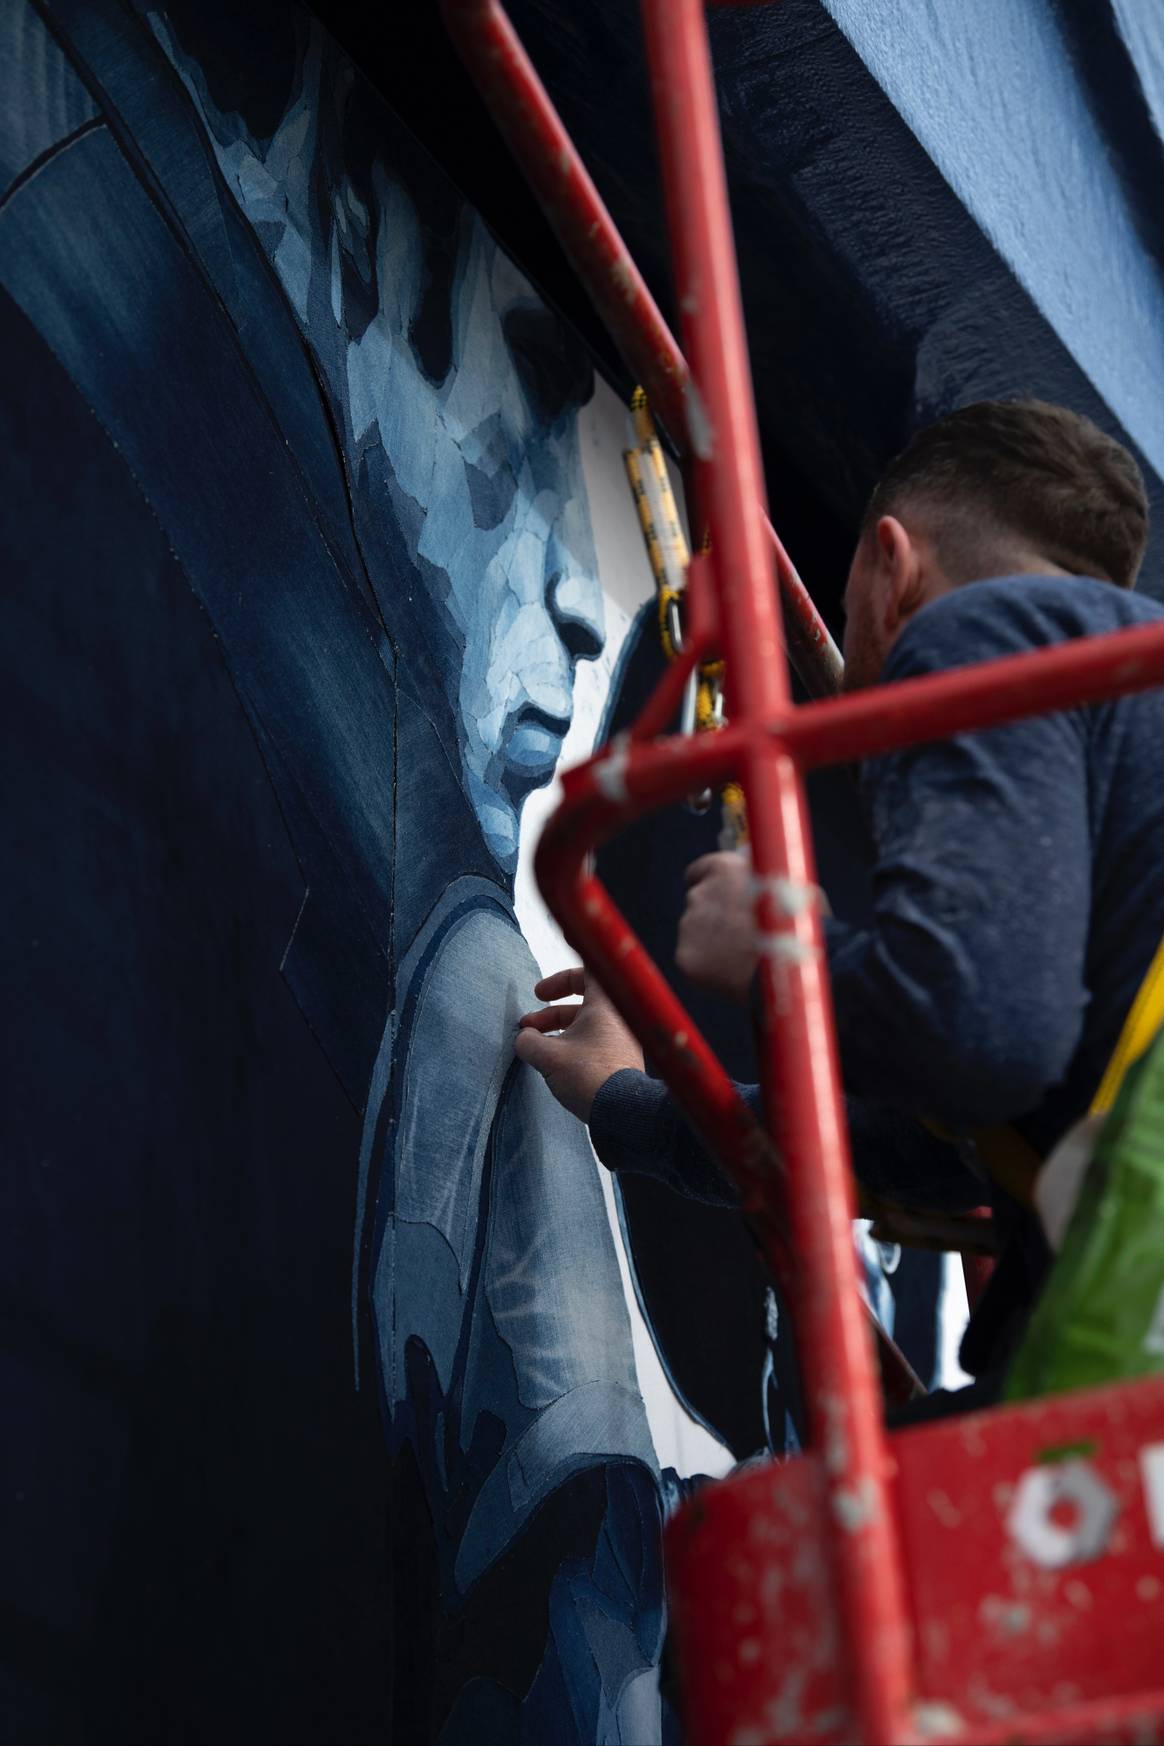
[0,2,692,1737]
[146,10,683,1742]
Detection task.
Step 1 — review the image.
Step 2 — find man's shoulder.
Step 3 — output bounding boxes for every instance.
[886,574,1164,682]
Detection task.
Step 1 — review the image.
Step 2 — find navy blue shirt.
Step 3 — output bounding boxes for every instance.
[591,575,1164,1376]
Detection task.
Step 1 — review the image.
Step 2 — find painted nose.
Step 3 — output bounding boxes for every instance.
[548,569,605,665]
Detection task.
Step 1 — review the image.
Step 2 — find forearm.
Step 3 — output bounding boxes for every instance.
[589,1064,984,1213]
[588,1068,747,1207]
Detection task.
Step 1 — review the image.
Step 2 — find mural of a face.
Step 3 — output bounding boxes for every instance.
[156,20,605,875]
[339,180,605,871]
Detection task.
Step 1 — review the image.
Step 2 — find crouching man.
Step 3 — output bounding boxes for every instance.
[516,399,1164,1397]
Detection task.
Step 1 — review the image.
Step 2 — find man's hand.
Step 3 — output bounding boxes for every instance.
[514,967,644,1123]
[676,850,756,1005]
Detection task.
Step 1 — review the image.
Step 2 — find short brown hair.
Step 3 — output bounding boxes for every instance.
[864,399,1148,589]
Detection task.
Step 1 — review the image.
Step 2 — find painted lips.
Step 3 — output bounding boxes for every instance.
[506,706,571,782]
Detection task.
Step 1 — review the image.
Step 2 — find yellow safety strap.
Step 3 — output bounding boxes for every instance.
[623,388,749,845]
[630,387,688,584]
[1089,931,1164,1116]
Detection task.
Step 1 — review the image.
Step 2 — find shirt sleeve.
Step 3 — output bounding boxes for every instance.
[588,1068,986,1211]
[588,1067,745,1206]
[824,588,1093,1132]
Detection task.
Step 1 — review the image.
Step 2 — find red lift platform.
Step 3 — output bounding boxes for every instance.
[442,2,1164,1740]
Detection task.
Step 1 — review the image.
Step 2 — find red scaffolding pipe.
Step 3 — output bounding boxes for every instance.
[439,0,843,700]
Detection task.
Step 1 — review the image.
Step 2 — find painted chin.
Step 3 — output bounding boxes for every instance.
[502,712,569,792]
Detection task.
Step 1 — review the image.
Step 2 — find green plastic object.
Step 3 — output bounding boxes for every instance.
[1005,1025,1164,1402]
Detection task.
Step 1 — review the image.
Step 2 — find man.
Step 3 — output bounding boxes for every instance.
[517,399,1164,1393]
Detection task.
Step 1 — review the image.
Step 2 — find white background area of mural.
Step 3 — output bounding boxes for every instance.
[515,385,736,1481]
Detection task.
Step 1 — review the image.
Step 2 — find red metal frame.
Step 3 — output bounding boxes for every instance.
[667,1370,1164,1744]
[440,0,843,701]
[442,1,1164,1740]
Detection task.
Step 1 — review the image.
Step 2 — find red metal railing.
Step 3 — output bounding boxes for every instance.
[442,1,1164,1740]
[440,0,842,700]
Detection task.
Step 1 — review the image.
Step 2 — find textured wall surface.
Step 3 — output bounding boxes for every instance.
[821,0,1164,480]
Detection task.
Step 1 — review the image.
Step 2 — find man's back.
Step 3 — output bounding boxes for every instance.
[841,573,1164,1374]
[847,573,1164,1153]
[530,566,1164,1388]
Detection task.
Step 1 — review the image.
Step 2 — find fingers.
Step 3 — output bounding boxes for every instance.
[684,851,731,889]
[534,966,586,1001]
[517,1003,582,1034]
[684,848,749,889]
[513,1026,558,1074]
[684,854,714,890]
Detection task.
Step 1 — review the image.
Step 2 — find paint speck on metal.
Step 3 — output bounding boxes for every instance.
[927,1488,963,1529]
[685,375,714,459]
[1139,1441,1164,1545]
[819,1392,848,1478]
[1063,1578,1092,1609]
[1137,1574,1161,1601]
[979,1594,1032,1637]
[833,1476,880,1533]
[763,1666,807,1740]
[609,257,638,305]
[961,1424,989,1460]
[964,1675,1019,1722]
[750,872,820,916]
[759,934,820,965]
[922,1616,951,1664]
[594,732,630,803]
[913,1699,964,1739]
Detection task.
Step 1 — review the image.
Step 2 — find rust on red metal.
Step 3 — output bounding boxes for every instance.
[444,2,1164,1742]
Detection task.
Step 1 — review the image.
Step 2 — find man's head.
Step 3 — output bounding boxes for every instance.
[841,400,1148,691]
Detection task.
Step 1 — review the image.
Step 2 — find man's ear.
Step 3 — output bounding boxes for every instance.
[874,514,926,631]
